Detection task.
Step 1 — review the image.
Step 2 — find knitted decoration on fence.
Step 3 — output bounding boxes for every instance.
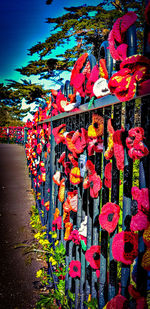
[52,216,62,231]
[99,202,120,234]
[37,143,42,155]
[68,153,78,167]
[70,167,82,185]
[68,230,81,245]
[88,114,104,138]
[104,162,112,188]
[85,245,101,269]
[104,119,114,160]
[69,260,81,278]
[70,53,90,97]
[44,201,50,211]
[128,284,148,309]
[58,151,66,166]
[143,224,150,247]
[108,11,137,61]
[87,136,103,156]
[104,284,129,309]
[112,231,138,265]
[58,178,65,203]
[113,127,125,171]
[141,248,150,271]
[52,170,61,186]
[85,64,99,98]
[78,216,87,238]
[52,123,66,144]
[126,127,149,161]
[64,222,73,240]
[63,190,78,213]
[130,186,149,232]
[93,78,110,98]
[83,160,102,198]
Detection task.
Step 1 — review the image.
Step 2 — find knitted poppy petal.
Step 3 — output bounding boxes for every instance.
[69,260,81,278]
[130,211,149,231]
[85,245,101,269]
[99,202,120,234]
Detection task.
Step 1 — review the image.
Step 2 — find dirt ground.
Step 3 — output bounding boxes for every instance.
[0,144,41,309]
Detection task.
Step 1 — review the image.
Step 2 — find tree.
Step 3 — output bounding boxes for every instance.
[16,0,145,82]
[0,83,30,126]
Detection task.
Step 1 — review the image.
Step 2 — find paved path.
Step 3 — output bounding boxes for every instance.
[0,144,41,309]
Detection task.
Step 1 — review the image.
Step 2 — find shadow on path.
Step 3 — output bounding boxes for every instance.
[0,144,41,309]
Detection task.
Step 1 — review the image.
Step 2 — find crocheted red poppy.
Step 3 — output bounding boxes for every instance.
[68,230,81,245]
[70,53,89,97]
[52,216,62,231]
[112,231,138,265]
[65,131,78,158]
[104,162,112,188]
[88,114,104,138]
[88,173,102,198]
[108,68,137,102]
[71,128,88,155]
[70,167,82,185]
[87,136,103,156]
[113,127,125,171]
[85,245,101,269]
[130,186,149,231]
[58,151,66,167]
[128,284,148,309]
[68,153,78,167]
[105,284,128,308]
[52,124,66,144]
[85,64,99,97]
[99,202,120,234]
[126,127,149,161]
[108,12,137,61]
[56,91,68,113]
[69,260,81,278]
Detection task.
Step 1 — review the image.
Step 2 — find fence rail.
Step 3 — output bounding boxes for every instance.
[25,93,150,308]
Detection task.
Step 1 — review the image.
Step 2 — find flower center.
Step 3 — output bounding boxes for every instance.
[93,122,98,129]
[90,181,93,188]
[124,241,134,253]
[93,252,100,260]
[73,266,78,272]
[107,213,114,222]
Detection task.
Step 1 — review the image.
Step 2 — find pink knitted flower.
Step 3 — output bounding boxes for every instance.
[126,127,149,161]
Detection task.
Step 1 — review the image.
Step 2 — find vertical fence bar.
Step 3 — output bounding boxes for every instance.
[99,106,112,308]
[108,103,122,300]
[121,99,135,297]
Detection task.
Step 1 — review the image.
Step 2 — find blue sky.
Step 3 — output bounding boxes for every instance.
[0,0,101,89]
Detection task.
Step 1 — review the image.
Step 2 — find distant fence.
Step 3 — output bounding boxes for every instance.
[25,93,150,308]
[0,126,24,144]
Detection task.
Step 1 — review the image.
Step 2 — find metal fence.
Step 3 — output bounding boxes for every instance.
[26,92,150,308]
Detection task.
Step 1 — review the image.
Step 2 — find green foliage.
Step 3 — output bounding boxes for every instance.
[16,1,144,81]
[84,298,99,309]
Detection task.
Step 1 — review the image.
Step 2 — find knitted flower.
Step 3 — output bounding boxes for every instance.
[83,160,102,198]
[78,216,87,238]
[68,230,81,245]
[85,245,101,269]
[58,151,66,167]
[69,260,81,278]
[44,201,50,211]
[99,202,120,234]
[70,128,88,155]
[70,167,82,185]
[58,178,65,203]
[88,114,104,138]
[104,162,112,188]
[143,224,150,248]
[87,136,103,156]
[52,216,62,231]
[108,11,137,61]
[52,171,61,186]
[104,285,129,308]
[63,190,78,213]
[130,187,149,231]
[112,231,138,265]
[113,127,125,171]
[64,222,73,241]
[52,124,66,144]
[126,127,149,161]
[104,119,114,160]
[141,248,150,271]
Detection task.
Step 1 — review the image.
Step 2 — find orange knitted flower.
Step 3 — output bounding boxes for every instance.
[58,178,65,202]
[88,114,104,138]
[70,167,82,185]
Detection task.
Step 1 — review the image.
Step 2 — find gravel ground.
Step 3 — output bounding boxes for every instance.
[0,144,41,309]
